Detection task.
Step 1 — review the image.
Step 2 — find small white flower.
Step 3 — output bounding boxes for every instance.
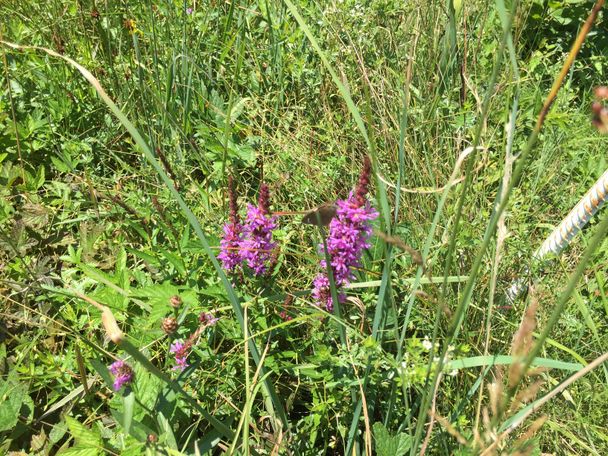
[422,338,433,351]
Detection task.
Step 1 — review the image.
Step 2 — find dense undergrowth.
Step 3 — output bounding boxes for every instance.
[1,0,607,454]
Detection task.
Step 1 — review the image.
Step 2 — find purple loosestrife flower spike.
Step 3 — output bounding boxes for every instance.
[218,176,243,272]
[109,360,134,391]
[312,273,346,312]
[312,156,378,310]
[321,194,378,285]
[239,183,277,275]
[354,156,372,207]
[170,341,189,371]
[258,183,271,214]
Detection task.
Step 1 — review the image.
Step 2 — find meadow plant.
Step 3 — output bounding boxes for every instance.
[218,176,243,273]
[199,311,219,326]
[239,183,278,275]
[108,360,134,391]
[313,156,378,311]
[169,312,220,371]
[3,1,608,454]
[219,179,278,276]
[169,341,190,371]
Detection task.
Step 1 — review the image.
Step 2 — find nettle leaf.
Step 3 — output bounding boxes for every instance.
[59,446,102,456]
[158,247,187,276]
[133,282,198,314]
[119,441,147,456]
[0,373,28,431]
[373,422,411,456]
[65,415,102,448]
[133,368,162,417]
[49,419,68,444]
[21,201,50,228]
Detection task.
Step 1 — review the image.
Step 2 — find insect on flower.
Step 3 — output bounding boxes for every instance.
[301,203,338,227]
[272,202,338,227]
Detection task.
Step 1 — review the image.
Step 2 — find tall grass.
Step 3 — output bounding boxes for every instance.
[1,0,608,454]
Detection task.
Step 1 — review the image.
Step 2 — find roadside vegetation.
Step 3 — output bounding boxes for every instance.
[1,0,607,454]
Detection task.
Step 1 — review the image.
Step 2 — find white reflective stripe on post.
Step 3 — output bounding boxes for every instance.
[506,168,608,303]
[536,169,608,258]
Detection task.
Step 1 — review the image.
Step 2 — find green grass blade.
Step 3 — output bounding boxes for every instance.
[444,355,583,372]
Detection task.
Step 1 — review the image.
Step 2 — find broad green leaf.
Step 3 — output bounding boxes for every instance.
[65,416,102,448]
[373,422,411,456]
[122,390,135,435]
[0,375,27,431]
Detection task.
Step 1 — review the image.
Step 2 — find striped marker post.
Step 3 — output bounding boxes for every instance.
[506,168,608,303]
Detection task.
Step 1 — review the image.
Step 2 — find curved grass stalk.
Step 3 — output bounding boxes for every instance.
[475,13,521,431]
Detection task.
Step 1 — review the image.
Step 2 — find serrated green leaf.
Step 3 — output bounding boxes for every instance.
[158,248,186,276]
[0,378,26,431]
[65,416,102,448]
[59,446,101,456]
[126,247,160,266]
[119,442,147,456]
[373,422,411,456]
[49,420,68,444]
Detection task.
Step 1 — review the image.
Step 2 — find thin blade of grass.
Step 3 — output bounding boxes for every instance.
[444,355,583,372]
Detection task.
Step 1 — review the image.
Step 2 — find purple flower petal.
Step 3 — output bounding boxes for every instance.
[170,341,189,371]
[239,204,277,275]
[312,191,378,309]
[218,221,243,272]
[109,360,134,391]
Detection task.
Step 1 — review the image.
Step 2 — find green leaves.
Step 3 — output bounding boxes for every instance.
[63,416,103,456]
[373,422,411,456]
[0,372,29,432]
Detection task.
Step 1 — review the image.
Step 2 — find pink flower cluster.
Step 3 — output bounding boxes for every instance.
[170,341,190,371]
[239,203,277,275]
[312,157,378,311]
[169,311,219,371]
[217,221,243,272]
[219,180,277,276]
[108,360,134,391]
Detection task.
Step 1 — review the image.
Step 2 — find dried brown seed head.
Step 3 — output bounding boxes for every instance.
[162,316,178,334]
